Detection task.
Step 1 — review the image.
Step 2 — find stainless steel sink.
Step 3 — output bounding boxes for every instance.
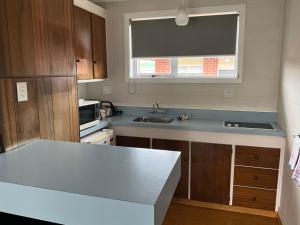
[133,117,174,124]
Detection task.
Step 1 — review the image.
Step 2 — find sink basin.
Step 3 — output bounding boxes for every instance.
[224,121,276,130]
[133,117,174,124]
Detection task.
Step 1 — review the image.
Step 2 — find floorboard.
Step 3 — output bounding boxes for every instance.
[163,203,280,225]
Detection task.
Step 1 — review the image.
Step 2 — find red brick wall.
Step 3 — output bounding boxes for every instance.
[155,59,171,75]
[203,58,219,76]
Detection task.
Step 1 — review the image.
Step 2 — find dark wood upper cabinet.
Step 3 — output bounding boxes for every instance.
[0,79,17,152]
[191,142,232,205]
[92,14,107,79]
[14,78,40,146]
[74,6,93,80]
[0,0,11,77]
[47,0,75,76]
[31,0,50,76]
[152,139,189,199]
[6,0,36,76]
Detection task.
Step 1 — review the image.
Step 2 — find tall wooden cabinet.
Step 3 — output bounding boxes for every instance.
[0,0,11,77]
[74,6,107,80]
[0,0,79,152]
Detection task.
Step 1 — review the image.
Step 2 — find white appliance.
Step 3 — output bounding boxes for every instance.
[80,129,114,145]
[79,99,100,131]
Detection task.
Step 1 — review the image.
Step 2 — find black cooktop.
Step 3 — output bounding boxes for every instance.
[224,121,275,130]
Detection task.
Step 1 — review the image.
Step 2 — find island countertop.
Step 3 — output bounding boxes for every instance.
[0,140,181,225]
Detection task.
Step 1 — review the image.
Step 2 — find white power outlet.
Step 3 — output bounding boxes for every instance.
[224,88,234,98]
[16,82,28,102]
[103,86,112,95]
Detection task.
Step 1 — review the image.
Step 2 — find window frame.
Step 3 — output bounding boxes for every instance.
[124,4,246,83]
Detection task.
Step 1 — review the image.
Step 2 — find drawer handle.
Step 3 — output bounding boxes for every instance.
[254,155,260,160]
[253,176,259,180]
[252,197,257,201]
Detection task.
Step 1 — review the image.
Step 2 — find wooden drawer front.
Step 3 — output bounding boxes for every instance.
[234,166,278,189]
[235,146,280,169]
[233,186,276,211]
[116,136,150,148]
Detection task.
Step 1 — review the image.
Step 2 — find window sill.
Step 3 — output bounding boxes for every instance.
[126,77,242,84]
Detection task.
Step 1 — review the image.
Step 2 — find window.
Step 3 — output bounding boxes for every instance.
[125,5,245,83]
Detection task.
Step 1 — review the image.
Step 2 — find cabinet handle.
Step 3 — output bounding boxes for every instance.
[76,59,80,63]
[93,60,97,64]
[253,176,258,180]
[252,197,257,201]
[254,155,260,160]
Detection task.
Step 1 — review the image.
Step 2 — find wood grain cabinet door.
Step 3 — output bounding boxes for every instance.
[14,78,40,146]
[74,6,93,80]
[37,78,54,140]
[191,142,232,204]
[116,136,150,148]
[51,77,79,142]
[0,0,11,77]
[152,139,189,199]
[0,79,17,152]
[6,0,36,76]
[92,14,107,79]
[47,0,75,76]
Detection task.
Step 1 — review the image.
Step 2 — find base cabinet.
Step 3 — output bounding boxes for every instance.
[191,142,232,204]
[113,134,282,211]
[232,145,280,210]
[152,139,189,199]
[116,135,150,148]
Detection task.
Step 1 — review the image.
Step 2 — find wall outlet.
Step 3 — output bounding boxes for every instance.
[224,88,234,98]
[103,86,112,95]
[16,82,28,102]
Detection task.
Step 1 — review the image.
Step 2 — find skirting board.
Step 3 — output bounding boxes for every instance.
[172,198,279,218]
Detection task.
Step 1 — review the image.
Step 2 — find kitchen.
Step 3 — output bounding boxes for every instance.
[0,0,299,225]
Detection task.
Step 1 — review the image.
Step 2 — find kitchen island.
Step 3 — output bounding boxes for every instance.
[0,140,181,225]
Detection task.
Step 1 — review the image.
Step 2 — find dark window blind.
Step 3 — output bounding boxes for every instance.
[131,14,239,58]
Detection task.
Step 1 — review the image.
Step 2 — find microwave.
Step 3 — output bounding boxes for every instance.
[79,100,100,131]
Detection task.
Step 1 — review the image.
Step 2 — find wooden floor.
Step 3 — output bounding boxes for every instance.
[163,203,280,225]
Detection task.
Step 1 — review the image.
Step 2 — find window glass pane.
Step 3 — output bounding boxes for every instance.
[131,56,236,78]
[135,58,171,76]
[178,57,203,76]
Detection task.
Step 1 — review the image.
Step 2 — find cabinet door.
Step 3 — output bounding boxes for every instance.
[37,78,54,140]
[68,77,80,142]
[116,136,150,148]
[92,14,107,79]
[47,0,75,76]
[74,6,93,80]
[31,0,50,76]
[191,142,232,204]
[152,139,189,199]
[0,79,17,152]
[14,78,40,146]
[6,0,36,76]
[52,77,72,141]
[0,0,11,77]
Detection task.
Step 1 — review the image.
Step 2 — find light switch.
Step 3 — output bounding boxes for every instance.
[103,86,112,95]
[17,82,28,102]
[224,88,234,98]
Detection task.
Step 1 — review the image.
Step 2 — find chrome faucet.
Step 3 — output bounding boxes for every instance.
[149,102,167,114]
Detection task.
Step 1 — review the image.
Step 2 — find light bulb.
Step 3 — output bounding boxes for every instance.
[175,4,189,26]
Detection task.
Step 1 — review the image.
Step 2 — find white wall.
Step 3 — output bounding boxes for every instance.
[84,0,284,111]
[277,0,300,224]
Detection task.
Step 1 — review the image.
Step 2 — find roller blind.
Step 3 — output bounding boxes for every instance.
[131,14,239,58]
